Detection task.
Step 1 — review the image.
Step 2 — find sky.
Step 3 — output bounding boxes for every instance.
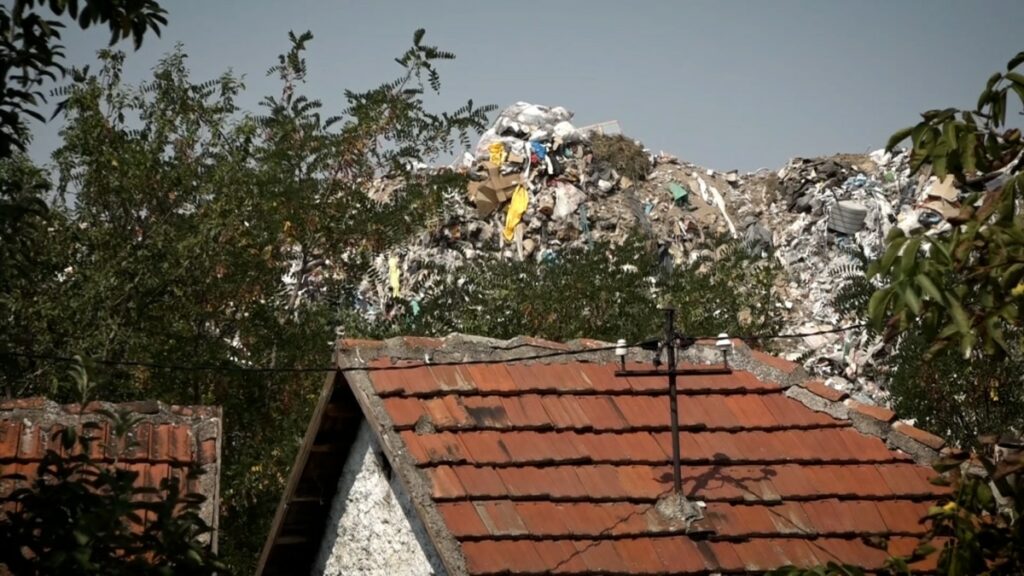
[27,0,1024,172]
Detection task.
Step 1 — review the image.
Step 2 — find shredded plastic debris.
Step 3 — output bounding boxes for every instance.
[343,101,972,406]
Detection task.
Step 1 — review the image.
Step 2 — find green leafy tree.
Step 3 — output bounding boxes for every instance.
[779,50,1024,576]
[870,52,1024,358]
[0,0,167,159]
[1,0,167,397]
[1,362,223,575]
[358,235,784,345]
[2,29,492,573]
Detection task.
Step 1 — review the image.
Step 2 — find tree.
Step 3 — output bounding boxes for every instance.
[0,0,167,159]
[776,51,1024,576]
[1,1,168,396]
[869,52,1024,359]
[355,234,784,345]
[0,362,223,575]
[2,29,493,573]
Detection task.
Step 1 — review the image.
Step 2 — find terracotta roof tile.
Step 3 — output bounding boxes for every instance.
[383,397,427,428]
[1,398,221,535]
[847,399,897,423]
[892,421,946,451]
[803,380,848,402]
[461,396,510,427]
[474,500,528,536]
[613,539,668,573]
[354,341,948,575]
[530,539,590,573]
[452,465,506,499]
[427,466,467,499]
[650,536,710,573]
[464,364,517,394]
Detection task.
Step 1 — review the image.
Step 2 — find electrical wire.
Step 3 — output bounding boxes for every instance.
[696,323,869,342]
[0,342,635,374]
[0,324,870,375]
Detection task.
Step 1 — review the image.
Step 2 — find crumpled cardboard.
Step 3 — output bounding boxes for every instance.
[468,162,522,217]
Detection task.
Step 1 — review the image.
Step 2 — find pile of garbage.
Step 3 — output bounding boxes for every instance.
[350,101,975,406]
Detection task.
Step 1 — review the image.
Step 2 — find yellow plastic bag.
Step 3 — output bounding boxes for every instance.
[488,142,506,167]
[503,185,528,241]
[388,255,401,297]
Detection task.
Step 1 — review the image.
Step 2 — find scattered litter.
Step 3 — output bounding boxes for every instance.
[345,101,973,406]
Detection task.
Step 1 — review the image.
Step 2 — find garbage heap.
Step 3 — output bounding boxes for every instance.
[352,101,974,406]
[464,102,634,261]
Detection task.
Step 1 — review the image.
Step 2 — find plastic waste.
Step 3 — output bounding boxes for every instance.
[918,210,943,228]
[388,256,400,298]
[669,182,689,205]
[552,182,585,221]
[488,142,506,166]
[530,141,547,160]
[829,201,868,235]
[502,185,529,242]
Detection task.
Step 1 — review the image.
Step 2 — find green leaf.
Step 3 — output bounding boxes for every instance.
[868,288,892,328]
[903,285,922,315]
[958,131,977,175]
[885,126,915,151]
[948,296,970,334]
[977,72,1002,110]
[1008,51,1024,71]
[915,274,944,303]
[878,238,904,274]
[942,120,959,151]
[932,154,948,180]
[900,238,922,275]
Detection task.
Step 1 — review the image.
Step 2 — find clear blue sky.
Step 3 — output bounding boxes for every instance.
[28,0,1024,171]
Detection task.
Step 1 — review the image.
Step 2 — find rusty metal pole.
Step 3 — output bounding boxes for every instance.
[664,308,682,495]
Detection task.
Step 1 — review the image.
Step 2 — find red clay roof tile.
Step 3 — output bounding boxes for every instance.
[427,466,466,499]
[531,539,590,573]
[846,399,897,423]
[356,342,947,575]
[892,421,946,451]
[437,502,488,537]
[474,500,528,536]
[383,397,427,428]
[464,364,517,394]
[749,349,800,374]
[0,421,20,457]
[461,396,509,428]
[803,380,848,402]
[452,465,506,499]
[650,536,710,573]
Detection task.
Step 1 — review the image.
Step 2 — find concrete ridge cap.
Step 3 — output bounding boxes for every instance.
[782,379,947,467]
[0,396,220,422]
[336,334,811,388]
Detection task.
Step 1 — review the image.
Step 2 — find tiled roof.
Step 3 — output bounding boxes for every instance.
[283,335,949,575]
[0,397,222,538]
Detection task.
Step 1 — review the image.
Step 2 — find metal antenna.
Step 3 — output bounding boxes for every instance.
[614,308,733,496]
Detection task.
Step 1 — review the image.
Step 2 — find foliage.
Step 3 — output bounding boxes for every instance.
[0,29,492,573]
[768,437,1023,576]
[870,51,1024,358]
[1,0,165,398]
[356,234,784,345]
[0,0,167,159]
[589,133,652,182]
[886,332,1024,449]
[0,362,223,575]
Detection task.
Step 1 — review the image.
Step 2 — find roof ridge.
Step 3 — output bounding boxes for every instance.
[337,333,947,467]
[0,396,221,420]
